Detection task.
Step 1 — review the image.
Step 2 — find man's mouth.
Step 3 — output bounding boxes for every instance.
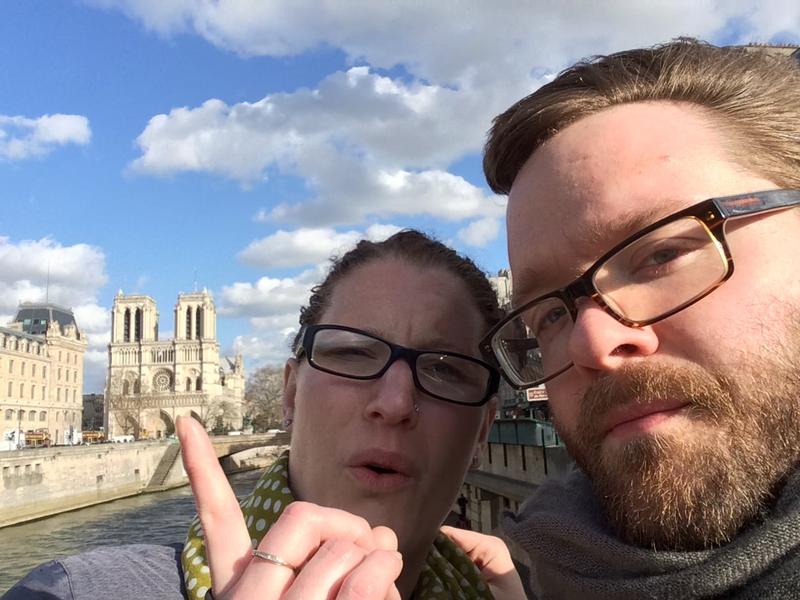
[602,400,691,439]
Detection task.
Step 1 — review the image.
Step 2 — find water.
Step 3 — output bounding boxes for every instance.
[0,470,262,594]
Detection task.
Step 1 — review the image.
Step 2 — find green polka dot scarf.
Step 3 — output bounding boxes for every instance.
[182,452,494,600]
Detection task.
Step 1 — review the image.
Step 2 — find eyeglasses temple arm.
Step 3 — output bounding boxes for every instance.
[714,190,800,218]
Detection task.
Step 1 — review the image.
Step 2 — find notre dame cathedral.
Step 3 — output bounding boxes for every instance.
[105,289,244,439]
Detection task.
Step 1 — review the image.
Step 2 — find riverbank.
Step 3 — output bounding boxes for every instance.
[0,435,288,529]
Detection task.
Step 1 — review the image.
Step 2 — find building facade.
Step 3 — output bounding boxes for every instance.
[82,393,105,431]
[105,290,244,439]
[0,303,88,447]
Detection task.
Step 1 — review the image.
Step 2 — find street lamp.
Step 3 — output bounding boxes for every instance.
[16,408,23,450]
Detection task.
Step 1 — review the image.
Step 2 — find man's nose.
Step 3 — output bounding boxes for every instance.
[362,358,419,426]
[567,298,659,374]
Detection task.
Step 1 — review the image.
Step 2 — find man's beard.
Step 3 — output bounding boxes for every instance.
[558,349,800,551]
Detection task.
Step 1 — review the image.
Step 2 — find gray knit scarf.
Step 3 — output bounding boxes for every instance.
[504,466,800,599]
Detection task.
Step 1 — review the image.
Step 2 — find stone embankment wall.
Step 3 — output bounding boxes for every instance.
[0,439,287,528]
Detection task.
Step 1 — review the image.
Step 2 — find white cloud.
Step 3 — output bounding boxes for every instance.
[458,217,502,247]
[91,1,771,85]
[218,267,322,320]
[231,329,297,369]
[0,237,109,393]
[0,237,107,314]
[0,114,91,160]
[128,65,511,226]
[238,223,403,268]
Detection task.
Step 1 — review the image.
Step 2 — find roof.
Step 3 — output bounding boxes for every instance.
[12,302,81,339]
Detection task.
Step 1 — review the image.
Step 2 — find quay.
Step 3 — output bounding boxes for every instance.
[0,432,289,529]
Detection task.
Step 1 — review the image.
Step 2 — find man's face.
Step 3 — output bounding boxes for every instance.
[507,101,800,550]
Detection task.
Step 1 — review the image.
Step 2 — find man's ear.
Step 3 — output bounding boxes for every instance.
[282,358,298,421]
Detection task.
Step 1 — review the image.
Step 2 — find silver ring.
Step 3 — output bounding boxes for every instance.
[414,402,420,414]
[252,548,298,572]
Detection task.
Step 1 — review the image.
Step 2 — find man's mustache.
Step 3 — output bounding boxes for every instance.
[577,362,736,444]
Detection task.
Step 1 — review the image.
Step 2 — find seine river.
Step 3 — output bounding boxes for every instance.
[0,469,262,594]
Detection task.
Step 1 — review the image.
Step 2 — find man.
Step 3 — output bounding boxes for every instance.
[481,39,800,598]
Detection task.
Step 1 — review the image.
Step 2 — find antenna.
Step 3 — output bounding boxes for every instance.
[193,269,198,293]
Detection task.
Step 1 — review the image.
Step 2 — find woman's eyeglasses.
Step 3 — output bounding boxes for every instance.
[295,324,499,406]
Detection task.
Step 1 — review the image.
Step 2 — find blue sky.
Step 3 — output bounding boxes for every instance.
[1,1,798,393]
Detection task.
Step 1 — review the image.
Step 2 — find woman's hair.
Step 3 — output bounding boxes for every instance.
[484,38,800,195]
[293,229,503,350]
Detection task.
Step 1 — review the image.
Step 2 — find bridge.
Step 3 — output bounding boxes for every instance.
[146,431,291,491]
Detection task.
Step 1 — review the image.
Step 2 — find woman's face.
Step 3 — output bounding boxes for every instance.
[283,257,495,556]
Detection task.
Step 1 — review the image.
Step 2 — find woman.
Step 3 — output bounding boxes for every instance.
[3,230,524,600]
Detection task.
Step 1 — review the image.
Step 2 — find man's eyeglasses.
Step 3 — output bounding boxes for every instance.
[295,324,499,406]
[481,189,800,389]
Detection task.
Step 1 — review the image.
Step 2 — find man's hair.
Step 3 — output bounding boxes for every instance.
[484,38,800,195]
[292,229,503,351]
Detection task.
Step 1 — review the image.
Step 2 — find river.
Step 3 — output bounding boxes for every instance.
[0,469,262,595]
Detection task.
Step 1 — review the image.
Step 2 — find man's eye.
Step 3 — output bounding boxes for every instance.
[530,306,568,336]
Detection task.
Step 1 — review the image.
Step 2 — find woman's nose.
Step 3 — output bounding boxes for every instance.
[362,359,419,426]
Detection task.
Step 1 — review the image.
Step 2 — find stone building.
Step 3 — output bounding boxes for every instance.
[0,303,87,447]
[489,268,513,309]
[105,290,244,439]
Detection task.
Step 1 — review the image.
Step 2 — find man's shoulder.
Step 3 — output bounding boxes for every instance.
[2,543,187,600]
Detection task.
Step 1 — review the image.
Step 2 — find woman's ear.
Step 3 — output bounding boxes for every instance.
[282,358,298,425]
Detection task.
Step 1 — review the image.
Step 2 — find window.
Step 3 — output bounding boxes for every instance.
[8,359,13,374]
[21,362,25,376]
[58,351,62,361]
[186,378,192,392]
[19,383,24,398]
[58,368,61,381]
[73,371,77,383]
[39,411,46,421]
[32,364,37,377]
[28,410,35,421]
[7,382,12,397]
[31,385,35,400]
[57,388,61,402]
[41,387,46,401]
[123,380,130,396]
[43,366,47,379]
[196,308,203,339]
[196,377,202,392]
[4,409,12,420]
[124,309,131,343]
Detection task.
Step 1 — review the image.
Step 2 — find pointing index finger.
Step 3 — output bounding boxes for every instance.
[178,416,252,595]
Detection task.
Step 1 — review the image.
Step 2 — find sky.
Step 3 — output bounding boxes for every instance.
[1,1,798,393]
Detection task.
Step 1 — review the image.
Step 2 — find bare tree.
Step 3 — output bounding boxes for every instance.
[244,366,284,432]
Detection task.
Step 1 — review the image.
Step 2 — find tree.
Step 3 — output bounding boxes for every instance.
[244,366,284,432]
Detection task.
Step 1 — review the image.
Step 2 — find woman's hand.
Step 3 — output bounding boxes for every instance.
[177,417,402,599]
[441,526,527,600]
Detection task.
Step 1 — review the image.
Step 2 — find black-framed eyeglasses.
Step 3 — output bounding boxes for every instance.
[295,324,499,406]
[481,188,800,389]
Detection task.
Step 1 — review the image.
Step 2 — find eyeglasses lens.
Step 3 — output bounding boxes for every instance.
[310,328,391,377]
[494,217,729,387]
[416,353,490,405]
